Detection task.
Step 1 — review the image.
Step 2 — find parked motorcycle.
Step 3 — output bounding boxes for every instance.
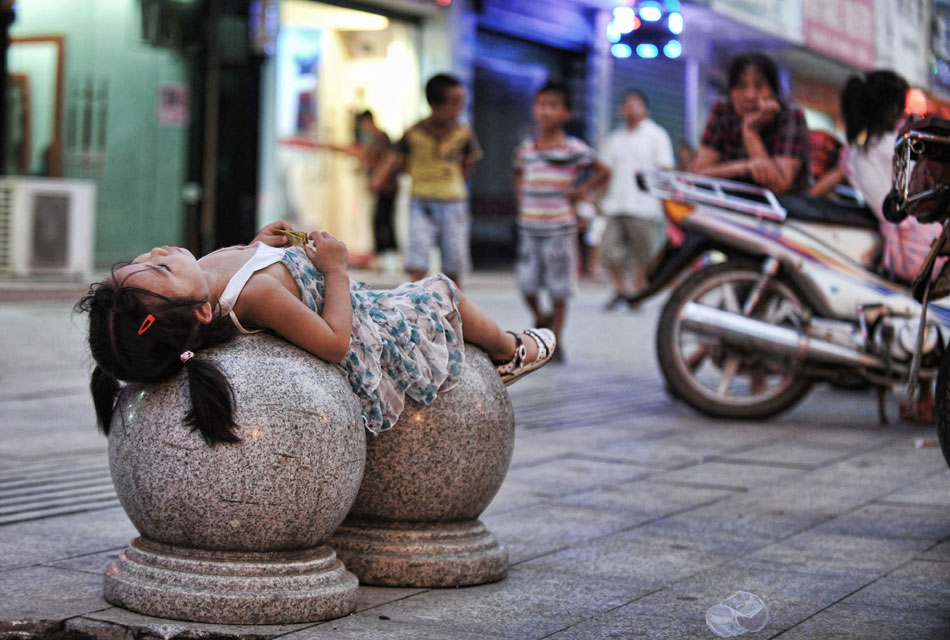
[633,160,948,423]
[883,116,950,466]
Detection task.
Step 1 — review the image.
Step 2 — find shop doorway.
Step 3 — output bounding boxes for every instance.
[469,30,588,268]
[266,0,421,263]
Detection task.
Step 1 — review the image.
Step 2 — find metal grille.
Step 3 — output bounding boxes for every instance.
[0,452,118,526]
[0,180,13,271]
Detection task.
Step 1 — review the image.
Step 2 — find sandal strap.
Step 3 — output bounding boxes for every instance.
[523,328,554,361]
[495,330,527,376]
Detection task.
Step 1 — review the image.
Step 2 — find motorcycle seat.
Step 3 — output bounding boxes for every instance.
[777,194,879,230]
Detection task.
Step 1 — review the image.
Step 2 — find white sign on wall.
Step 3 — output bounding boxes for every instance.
[710,0,803,43]
[875,0,929,87]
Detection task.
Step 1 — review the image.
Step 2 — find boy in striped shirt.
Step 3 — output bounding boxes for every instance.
[513,81,609,361]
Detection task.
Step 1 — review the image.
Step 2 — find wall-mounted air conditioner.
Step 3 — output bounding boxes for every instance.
[0,177,96,279]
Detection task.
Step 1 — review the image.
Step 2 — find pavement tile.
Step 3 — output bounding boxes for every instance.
[544,604,709,640]
[708,439,859,468]
[346,563,644,639]
[649,459,806,493]
[45,547,124,575]
[917,540,950,562]
[0,506,136,571]
[518,526,733,587]
[815,502,950,541]
[481,478,552,517]
[0,565,109,626]
[774,602,950,640]
[879,468,950,508]
[805,442,948,489]
[82,607,315,639]
[484,501,643,564]
[555,478,732,519]
[353,585,426,612]
[661,563,872,634]
[845,560,950,612]
[502,454,650,498]
[734,529,931,577]
[280,613,506,639]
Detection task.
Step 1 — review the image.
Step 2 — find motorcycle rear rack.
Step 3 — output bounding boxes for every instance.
[639,170,787,222]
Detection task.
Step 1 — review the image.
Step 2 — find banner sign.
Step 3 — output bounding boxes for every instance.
[802,0,875,69]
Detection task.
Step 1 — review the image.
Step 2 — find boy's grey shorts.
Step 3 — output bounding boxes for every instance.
[406,198,471,277]
[516,231,577,301]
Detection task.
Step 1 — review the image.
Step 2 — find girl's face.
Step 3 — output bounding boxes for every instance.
[114,246,208,301]
[729,65,776,117]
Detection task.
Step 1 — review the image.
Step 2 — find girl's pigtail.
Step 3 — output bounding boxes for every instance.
[90,365,120,435]
[184,358,241,444]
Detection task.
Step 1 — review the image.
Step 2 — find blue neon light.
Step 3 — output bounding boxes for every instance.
[663,40,682,58]
[668,12,683,34]
[636,43,659,58]
[611,43,633,58]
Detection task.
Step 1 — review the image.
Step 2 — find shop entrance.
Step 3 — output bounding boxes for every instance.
[469,30,587,268]
[266,0,421,263]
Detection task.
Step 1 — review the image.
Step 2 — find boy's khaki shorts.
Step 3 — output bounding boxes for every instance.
[516,231,577,301]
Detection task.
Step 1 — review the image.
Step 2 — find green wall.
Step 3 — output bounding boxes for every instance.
[12,0,190,266]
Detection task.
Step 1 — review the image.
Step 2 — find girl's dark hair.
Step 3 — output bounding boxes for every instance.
[727,52,780,97]
[75,265,240,445]
[841,70,909,144]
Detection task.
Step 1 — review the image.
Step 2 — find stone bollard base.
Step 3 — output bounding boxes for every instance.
[330,518,508,587]
[103,537,359,624]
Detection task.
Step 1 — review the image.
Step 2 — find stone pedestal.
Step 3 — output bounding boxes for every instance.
[329,346,515,587]
[104,333,366,625]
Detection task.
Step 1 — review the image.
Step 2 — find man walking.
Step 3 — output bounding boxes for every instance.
[599,89,674,309]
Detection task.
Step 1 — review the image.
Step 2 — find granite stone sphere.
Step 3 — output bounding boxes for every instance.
[108,332,366,552]
[347,344,515,522]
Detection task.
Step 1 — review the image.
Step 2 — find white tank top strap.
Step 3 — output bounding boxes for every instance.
[216,243,286,335]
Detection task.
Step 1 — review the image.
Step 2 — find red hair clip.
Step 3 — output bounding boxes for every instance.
[138,314,156,335]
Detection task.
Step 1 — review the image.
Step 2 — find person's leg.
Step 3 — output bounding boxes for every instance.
[627,217,658,294]
[516,232,547,326]
[406,198,435,281]
[544,232,577,358]
[456,291,542,364]
[437,200,471,288]
[600,216,628,306]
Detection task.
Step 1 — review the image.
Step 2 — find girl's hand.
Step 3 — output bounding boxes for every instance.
[253,220,295,246]
[304,231,349,274]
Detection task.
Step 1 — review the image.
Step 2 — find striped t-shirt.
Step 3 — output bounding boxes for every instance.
[513,135,597,234]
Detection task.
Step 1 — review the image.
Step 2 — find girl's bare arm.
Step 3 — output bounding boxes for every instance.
[234,232,353,363]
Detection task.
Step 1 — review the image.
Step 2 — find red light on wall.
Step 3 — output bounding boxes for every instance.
[907,88,928,116]
[435,0,451,5]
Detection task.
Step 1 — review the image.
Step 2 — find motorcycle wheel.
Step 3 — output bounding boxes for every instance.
[656,259,813,420]
[935,349,950,470]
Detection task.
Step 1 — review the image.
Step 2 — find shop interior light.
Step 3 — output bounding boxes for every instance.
[906,87,928,116]
[668,11,683,34]
[612,43,633,58]
[663,39,681,58]
[636,43,659,58]
[607,21,621,43]
[613,6,638,33]
[638,1,662,22]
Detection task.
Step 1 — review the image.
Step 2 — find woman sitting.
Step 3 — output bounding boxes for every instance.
[692,52,810,195]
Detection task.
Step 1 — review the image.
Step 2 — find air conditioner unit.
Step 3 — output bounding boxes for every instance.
[0,177,96,279]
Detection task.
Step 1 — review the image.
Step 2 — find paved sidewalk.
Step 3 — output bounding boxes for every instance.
[2,272,950,639]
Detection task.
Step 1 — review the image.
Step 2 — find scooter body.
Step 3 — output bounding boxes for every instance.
[638,170,946,420]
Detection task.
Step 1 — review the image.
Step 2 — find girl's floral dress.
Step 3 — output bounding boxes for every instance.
[281,247,465,434]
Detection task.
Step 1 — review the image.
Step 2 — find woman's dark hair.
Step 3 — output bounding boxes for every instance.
[75,265,240,445]
[425,73,462,107]
[841,70,909,144]
[536,80,573,111]
[727,52,781,97]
